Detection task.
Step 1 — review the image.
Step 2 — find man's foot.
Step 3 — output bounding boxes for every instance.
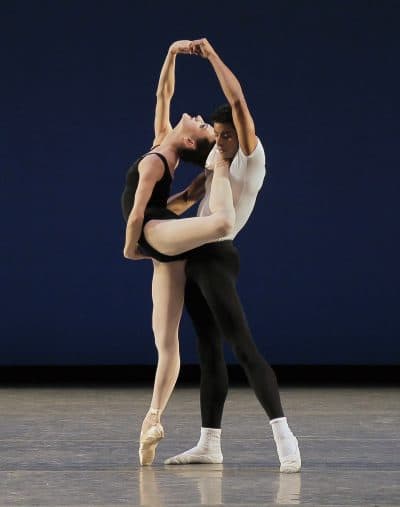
[164,445,223,465]
[165,427,223,465]
[279,436,301,473]
[270,417,302,473]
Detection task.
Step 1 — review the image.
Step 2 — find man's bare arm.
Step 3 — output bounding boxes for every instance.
[167,172,206,215]
[190,38,258,156]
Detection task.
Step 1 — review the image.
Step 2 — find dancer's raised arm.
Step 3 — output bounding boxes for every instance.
[153,40,192,146]
[190,38,258,156]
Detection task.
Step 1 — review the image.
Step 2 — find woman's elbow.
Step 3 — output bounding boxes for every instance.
[127,211,143,225]
[123,246,135,260]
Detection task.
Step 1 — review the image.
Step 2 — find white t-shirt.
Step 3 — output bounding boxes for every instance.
[197,139,266,240]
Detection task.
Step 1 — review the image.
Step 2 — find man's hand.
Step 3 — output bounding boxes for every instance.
[189,38,216,59]
[169,40,193,55]
[190,39,258,156]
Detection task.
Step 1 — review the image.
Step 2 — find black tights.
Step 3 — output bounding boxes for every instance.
[185,241,284,429]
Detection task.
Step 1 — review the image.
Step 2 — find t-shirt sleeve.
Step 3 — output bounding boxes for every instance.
[239,140,267,194]
[205,144,218,170]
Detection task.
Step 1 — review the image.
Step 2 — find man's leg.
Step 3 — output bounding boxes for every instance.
[165,278,226,464]
[187,244,301,472]
[187,278,228,429]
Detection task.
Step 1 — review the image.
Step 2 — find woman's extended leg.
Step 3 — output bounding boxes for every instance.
[144,162,235,256]
[140,260,186,440]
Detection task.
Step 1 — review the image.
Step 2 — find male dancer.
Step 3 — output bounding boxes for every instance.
[165,38,301,473]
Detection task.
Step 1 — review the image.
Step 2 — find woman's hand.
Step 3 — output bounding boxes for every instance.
[169,40,193,55]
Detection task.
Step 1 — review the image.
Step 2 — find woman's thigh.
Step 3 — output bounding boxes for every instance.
[144,215,226,257]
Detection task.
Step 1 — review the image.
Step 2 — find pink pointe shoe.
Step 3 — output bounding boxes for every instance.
[139,409,164,466]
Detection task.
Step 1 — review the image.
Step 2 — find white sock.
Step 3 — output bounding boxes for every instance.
[197,427,222,452]
[164,427,223,464]
[270,417,298,458]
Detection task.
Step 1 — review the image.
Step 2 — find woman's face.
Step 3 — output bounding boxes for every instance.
[180,113,216,144]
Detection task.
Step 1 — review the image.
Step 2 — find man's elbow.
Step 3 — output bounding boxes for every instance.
[166,203,177,214]
[231,96,246,110]
[167,203,184,216]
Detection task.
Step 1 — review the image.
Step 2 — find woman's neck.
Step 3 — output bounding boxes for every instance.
[153,135,181,173]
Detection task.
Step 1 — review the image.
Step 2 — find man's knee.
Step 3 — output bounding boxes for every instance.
[198,334,223,358]
[232,343,258,368]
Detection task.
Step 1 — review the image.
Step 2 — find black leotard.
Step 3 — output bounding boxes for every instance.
[121,151,187,262]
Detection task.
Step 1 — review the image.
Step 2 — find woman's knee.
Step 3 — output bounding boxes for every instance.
[154,332,179,354]
[152,314,180,339]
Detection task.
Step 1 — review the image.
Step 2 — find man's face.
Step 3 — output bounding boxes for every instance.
[213,122,239,160]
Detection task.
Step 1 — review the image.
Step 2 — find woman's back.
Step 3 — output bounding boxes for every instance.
[121,152,172,222]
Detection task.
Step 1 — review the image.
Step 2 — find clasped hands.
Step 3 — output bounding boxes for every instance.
[169,38,215,59]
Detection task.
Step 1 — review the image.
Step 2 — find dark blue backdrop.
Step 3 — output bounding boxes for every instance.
[1,0,399,365]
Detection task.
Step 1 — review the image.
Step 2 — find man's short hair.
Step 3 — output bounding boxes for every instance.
[211,103,234,126]
[179,138,215,167]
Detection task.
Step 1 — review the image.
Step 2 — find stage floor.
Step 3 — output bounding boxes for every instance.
[0,385,399,506]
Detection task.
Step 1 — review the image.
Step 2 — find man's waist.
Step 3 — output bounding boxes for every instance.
[187,240,237,258]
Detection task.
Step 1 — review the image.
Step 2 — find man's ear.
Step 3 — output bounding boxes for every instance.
[183,136,195,149]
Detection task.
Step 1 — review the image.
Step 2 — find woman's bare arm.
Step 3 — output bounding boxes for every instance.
[153,40,192,146]
[123,157,164,259]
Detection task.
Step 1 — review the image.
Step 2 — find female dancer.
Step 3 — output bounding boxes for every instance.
[121,40,235,465]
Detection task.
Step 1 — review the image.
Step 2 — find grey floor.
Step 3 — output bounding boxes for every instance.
[0,385,399,506]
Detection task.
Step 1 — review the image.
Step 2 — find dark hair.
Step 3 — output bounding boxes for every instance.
[179,137,215,167]
[211,103,234,126]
